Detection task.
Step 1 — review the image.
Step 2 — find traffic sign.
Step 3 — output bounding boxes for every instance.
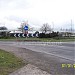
[18,34,20,37]
[22,34,25,37]
[14,34,16,37]
[24,25,28,30]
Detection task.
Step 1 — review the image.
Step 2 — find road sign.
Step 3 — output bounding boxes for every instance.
[22,34,25,37]
[14,34,16,37]
[18,34,20,37]
[24,25,28,30]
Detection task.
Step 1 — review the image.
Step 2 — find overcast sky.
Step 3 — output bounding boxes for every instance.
[0,0,75,31]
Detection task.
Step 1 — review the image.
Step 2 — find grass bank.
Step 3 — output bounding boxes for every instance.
[0,49,27,75]
[0,37,75,42]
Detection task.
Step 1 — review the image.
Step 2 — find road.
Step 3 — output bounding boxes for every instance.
[15,42,75,61]
[1,41,74,61]
[0,41,75,75]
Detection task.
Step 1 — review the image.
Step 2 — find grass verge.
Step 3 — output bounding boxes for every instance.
[0,49,27,75]
[0,37,75,42]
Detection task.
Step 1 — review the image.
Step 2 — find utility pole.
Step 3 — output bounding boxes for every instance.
[52,22,54,31]
[71,19,73,32]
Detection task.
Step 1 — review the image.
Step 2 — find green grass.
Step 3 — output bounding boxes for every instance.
[0,37,75,42]
[39,37,75,42]
[0,49,27,75]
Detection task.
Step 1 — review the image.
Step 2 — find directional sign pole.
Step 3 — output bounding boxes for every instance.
[24,25,28,38]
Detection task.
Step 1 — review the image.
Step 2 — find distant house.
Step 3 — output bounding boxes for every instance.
[59,30,75,37]
[0,26,10,37]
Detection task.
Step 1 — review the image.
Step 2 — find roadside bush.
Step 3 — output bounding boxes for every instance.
[38,32,59,38]
[39,33,45,38]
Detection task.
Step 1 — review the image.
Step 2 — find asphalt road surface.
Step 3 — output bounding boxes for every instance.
[1,41,74,61]
[15,42,75,61]
[0,41,75,75]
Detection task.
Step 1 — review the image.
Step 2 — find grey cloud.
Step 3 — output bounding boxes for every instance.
[5,16,24,23]
[0,0,30,10]
[0,0,12,8]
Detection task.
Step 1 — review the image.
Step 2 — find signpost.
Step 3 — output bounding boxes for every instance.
[24,25,28,37]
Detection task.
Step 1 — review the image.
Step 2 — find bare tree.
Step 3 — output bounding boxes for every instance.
[18,21,28,32]
[18,21,34,33]
[40,23,51,33]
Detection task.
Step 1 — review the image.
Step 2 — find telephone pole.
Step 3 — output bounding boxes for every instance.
[71,19,73,32]
[52,22,54,31]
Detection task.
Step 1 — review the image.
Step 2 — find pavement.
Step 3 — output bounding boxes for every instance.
[9,64,51,75]
[0,41,75,75]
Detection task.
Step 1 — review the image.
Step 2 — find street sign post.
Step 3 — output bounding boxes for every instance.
[24,25,28,37]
